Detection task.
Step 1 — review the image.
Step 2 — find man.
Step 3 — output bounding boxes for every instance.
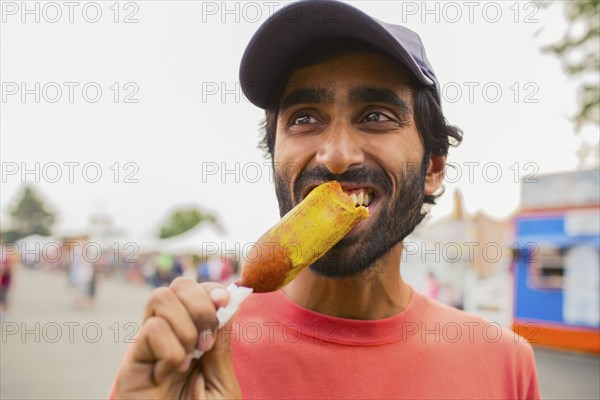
[112,1,540,398]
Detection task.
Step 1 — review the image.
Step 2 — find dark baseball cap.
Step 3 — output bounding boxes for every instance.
[239,0,441,109]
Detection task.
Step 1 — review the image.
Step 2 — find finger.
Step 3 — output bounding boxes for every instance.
[199,281,231,309]
[132,316,187,384]
[143,286,199,354]
[169,279,230,335]
[193,282,233,351]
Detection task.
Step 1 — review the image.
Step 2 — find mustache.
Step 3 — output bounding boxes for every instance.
[293,164,393,201]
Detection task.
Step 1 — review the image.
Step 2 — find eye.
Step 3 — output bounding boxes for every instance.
[292,113,319,125]
[358,109,409,131]
[362,111,392,123]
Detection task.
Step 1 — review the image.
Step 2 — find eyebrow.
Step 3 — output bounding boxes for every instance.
[279,85,412,117]
[280,87,335,113]
[348,86,412,116]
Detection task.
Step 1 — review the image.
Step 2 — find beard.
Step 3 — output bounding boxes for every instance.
[274,156,428,279]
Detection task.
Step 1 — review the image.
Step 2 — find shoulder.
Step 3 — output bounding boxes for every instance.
[418,293,540,397]
[419,292,535,357]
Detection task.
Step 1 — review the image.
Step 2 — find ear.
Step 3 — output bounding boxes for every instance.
[424,154,446,196]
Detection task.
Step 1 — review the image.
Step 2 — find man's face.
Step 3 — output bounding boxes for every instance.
[273,51,436,278]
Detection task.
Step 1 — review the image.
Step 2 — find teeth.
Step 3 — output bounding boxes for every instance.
[346,189,373,207]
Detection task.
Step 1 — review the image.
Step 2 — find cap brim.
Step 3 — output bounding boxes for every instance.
[239,0,435,109]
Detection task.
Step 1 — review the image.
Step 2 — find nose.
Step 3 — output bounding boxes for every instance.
[315,122,365,174]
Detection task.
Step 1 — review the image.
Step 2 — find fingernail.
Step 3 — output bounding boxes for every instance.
[178,354,193,372]
[209,288,228,303]
[197,330,215,352]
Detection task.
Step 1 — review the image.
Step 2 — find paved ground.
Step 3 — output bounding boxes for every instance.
[1,266,599,399]
[1,266,151,399]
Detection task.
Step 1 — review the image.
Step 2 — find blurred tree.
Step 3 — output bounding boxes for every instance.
[542,0,599,130]
[159,207,222,239]
[6,185,56,241]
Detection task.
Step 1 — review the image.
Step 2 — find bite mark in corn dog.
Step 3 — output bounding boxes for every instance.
[237,181,369,292]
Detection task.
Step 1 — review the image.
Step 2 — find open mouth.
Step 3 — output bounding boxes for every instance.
[342,186,379,236]
[342,187,375,209]
[301,183,379,211]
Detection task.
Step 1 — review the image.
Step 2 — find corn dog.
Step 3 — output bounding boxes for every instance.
[237,181,369,292]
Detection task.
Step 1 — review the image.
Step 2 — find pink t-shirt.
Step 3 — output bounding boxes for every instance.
[109,288,540,399]
[231,289,540,399]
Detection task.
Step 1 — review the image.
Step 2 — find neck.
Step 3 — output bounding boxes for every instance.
[281,243,411,320]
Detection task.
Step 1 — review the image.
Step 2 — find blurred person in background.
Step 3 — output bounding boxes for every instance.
[0,234,15,319]
[425,271,441,300]
[181,255,198,281]
[172,255,184,279]
[206,256,223,282]
[141,253,158,285]
[111,1,540,398]
[196,259,210,282]
[219,257,236,284]
[154,253,174,287]
[69,235,96,307]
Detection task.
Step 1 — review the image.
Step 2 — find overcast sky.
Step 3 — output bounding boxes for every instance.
[1,0,596,245]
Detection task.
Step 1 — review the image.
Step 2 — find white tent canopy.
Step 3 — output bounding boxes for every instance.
[90,232,159,255]
[15,234,57,249]
[13,234,60,265]
[157,224,234,256]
